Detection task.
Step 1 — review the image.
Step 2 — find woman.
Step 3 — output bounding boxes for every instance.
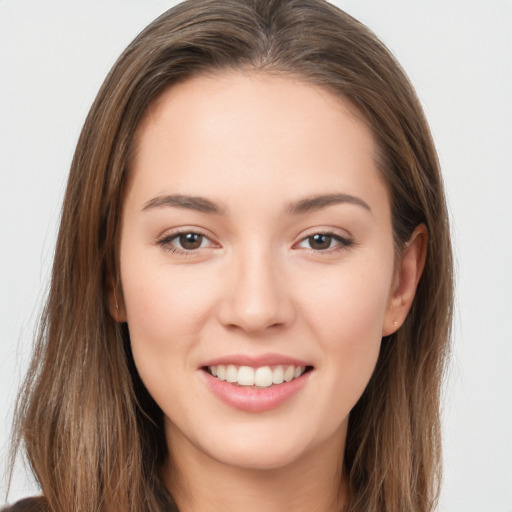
[5,0,453,511]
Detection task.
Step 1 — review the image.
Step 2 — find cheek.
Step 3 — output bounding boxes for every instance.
[120,261,217,420]
[302,257,392,343]
[119,249,217,375]
[297,256,393,409]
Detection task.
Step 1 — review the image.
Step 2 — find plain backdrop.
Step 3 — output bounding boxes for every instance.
[1,1,511,510]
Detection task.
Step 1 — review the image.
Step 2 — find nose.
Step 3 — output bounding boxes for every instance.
[217,247,295,333]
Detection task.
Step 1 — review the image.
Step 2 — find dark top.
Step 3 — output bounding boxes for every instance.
[4,488,179,511]
[2,497,47,512]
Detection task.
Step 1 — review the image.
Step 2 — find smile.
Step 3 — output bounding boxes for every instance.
[207,364,308,388]
[200,361,314,412]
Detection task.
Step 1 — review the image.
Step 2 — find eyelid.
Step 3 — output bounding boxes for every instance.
[156,227,220,254]
[155,226,354,255]
[293,228,354,253]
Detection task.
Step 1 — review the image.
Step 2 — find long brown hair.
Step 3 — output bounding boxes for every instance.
[10,1,453,511]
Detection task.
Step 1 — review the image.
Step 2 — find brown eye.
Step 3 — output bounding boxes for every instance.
[308,234,333,250]
[296,232,352,253]
[157,230,215,254]
[178,233,204,250]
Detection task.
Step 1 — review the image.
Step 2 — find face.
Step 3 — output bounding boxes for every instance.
[117,72,400,471]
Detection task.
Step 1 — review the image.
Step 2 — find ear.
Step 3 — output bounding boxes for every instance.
[382,224,428,336]
[108,279,127,323]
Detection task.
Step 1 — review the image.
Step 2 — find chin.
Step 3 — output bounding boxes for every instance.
[194,417,331,471]
[208,440,309,471]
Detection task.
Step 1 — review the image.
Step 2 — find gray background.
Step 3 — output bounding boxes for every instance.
[1,1,511,510]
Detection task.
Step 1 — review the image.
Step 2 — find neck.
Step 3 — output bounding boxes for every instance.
[163,424,348,512]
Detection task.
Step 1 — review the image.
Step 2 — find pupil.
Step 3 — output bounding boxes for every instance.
[310,234,331,250]
[179,233,202,250]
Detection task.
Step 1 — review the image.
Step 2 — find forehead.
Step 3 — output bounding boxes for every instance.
[126,71,388,215]
[135,70,374,157]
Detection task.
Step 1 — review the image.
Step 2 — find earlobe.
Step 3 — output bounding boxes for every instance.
[108,281,127,323]
[382,224,428,336]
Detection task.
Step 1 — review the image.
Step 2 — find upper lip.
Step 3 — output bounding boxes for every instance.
[200,353,312,368]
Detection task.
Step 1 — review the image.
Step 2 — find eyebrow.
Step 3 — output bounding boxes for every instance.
[142,192,371,216]
[287,193,371,215]
[142,194,227,215]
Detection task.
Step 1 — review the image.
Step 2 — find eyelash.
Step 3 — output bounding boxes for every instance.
[156,229,215,255]
[295,231,354,253]
[156,230,353,255]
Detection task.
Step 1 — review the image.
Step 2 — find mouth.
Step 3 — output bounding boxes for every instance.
[202,364,314,388]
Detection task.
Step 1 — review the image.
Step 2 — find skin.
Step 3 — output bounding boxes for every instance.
[114,71,426,512]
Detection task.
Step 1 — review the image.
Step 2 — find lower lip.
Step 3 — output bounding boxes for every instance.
[200,369,312,412]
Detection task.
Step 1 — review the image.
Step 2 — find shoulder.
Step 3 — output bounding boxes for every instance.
[2,497,48,512]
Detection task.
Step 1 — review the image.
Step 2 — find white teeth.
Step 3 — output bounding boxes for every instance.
[272,365,284,384]
[217,365,226,381]
[238,366,255,386]
[254,366,273,387]
[284,365,294,382]
[208,364,307,387]
[226,364,238,383]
